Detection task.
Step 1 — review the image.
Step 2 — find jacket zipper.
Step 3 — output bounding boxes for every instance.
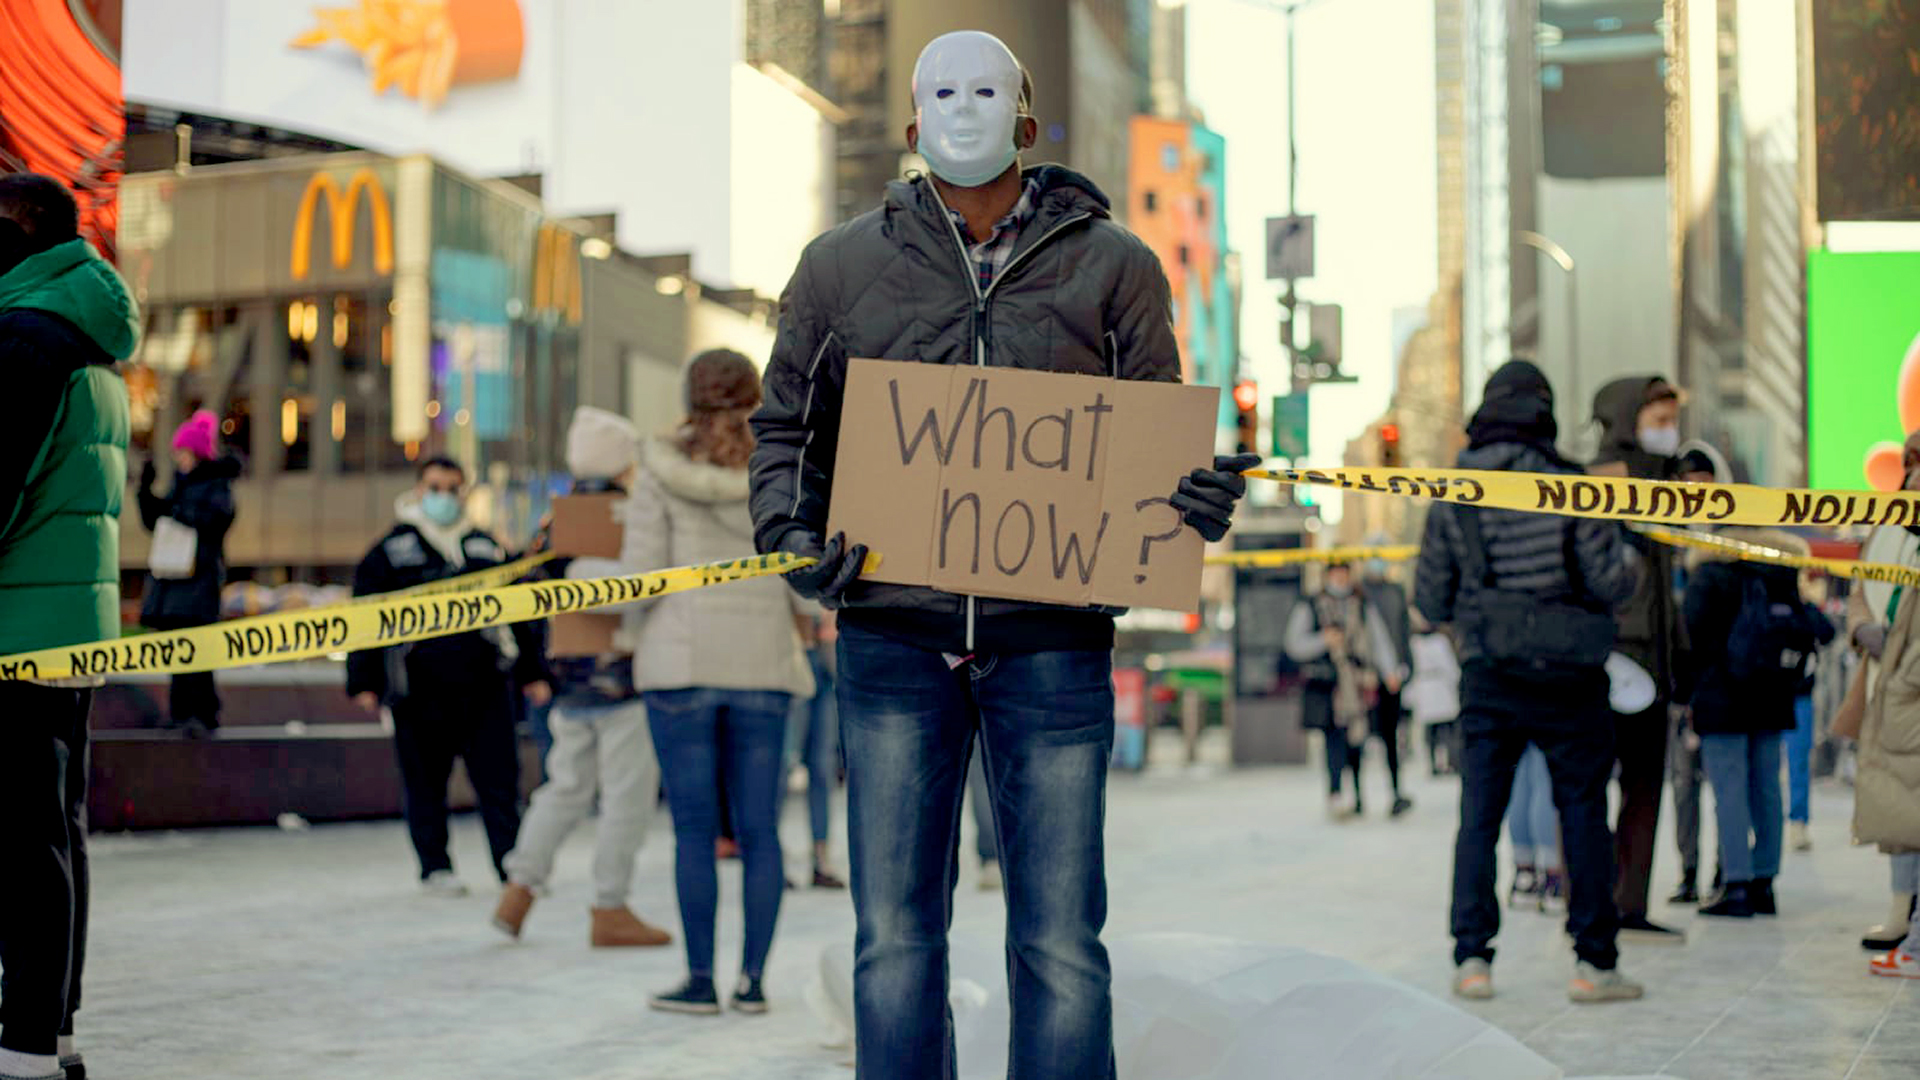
[927,183,1093,651]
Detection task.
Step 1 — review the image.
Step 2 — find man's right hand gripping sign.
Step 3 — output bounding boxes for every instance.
[746,29,1252,1080]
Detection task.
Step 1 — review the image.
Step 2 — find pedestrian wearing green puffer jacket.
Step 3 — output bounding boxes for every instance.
[0,174,139,1080]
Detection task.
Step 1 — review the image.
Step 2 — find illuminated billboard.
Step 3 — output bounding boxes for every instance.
[1806,249,1920,490]
[1,0,125,257]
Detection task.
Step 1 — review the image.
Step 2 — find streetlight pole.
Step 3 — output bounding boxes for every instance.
[1516,230,1578,429]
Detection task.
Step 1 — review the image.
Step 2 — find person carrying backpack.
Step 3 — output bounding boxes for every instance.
[1416,361,1642,1004]
[1682,531,1835,918]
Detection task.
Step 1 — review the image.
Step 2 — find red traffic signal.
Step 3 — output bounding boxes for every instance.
[1381,423,1400,444]
[1233,380,1260,412]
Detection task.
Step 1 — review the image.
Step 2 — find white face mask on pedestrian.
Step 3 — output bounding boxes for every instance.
[1636,425,1680,457]
[911,31,1025,188]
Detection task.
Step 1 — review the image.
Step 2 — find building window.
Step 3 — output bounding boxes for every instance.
[1144,190,1157,212]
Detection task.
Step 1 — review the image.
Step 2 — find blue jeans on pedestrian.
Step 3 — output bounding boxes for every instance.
[1505,745,1560,870]
[785,648,840,845]
[645,687,792,980]
[1787,696,1813,825]
[837,624,1116,1080]
[1700,731,1784,883]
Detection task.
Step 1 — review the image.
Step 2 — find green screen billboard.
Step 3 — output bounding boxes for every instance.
[1807,249,1920,489]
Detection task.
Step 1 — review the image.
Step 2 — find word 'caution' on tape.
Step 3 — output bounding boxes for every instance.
[0,553,828,682]
[1206,546,1420,569]
[1251,467,1920,529]
[1636,525,1920,588]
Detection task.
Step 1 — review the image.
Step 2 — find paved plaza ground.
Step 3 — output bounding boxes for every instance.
[78,732,1916,1079]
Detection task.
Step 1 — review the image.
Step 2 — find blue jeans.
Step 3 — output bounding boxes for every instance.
[1505,745,1560,870]
[1700,731,1784,883]
[645,688,792,979]
[785,648,840,845]
[1787,696,1813,825]
[838,625,1116,1080]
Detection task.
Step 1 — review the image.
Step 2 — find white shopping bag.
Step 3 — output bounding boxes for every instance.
[148,516,198,579]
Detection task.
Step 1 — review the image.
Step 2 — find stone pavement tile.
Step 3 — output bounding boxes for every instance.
[1517,1029,1693,1078]
[1663,1044,1867,1080]
[1846,1055,1920,1080]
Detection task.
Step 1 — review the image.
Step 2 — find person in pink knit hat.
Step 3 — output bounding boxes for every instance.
[137,408,240,737]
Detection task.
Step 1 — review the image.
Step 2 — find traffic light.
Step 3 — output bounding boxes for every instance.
[1233,380,1259,455]
[1379,422,1402,467]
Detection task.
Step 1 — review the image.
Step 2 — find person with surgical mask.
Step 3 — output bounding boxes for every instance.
[347,455,551,896]
[1588,376,1689,944]
[747,28,1257,1079]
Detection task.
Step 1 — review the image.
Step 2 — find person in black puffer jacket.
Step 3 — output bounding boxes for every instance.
[1683,532,1835,919]
[138,409,239,737]
[1415,360,1642,1005]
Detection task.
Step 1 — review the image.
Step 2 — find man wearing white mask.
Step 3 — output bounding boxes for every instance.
[1590,377,1687,943]
[348,456,550,895]
[748,29,1257,1079]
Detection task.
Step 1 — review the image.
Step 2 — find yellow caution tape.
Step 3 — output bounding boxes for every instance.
[1206,545,1420,569]
[1636,525,1920,587]
[1251,467,1920,529]
[0,552,859,681]
[341,551,557,605]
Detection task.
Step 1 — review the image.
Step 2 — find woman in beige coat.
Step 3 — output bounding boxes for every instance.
[1858,431,1920,979]
[591,349,815,1015]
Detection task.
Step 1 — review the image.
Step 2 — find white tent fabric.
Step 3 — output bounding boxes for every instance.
[808,932,1670,1080]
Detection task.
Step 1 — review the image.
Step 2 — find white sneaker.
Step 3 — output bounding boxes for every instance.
[421,870,469,898]
[1569,961,1644,1003]
[1789,822,1812,852]
[1453,957,1494,1000]
[978,859,1002,892]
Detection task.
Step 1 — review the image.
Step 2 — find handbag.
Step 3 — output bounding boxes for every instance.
[1456,507,1616,668]
[148,516,199,580]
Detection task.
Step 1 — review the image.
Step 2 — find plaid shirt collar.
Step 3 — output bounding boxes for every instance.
[949,176,1042,293]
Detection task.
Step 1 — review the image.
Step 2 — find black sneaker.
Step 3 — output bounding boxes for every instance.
[1390,796,1414,817]
[1618,913,1690,942]
[1748,878,1777,916]
[731,974,769,1015]
[1667,879,1700,905]
[812,866,847,890]
[61,1056,85,1080]
[649,976,721,1016]
[1699,885,1754,919]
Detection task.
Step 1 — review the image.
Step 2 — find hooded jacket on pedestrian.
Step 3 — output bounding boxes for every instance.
[748,164,1181,655]
[1680,529,1835,737]
[0,237,136,656]
[345,493,548,702]
[1856,431,1920,854]
[1590,376,1682,692]
[1415,361,1637,664]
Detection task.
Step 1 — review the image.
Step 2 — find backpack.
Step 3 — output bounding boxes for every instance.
[1723,571,1819,689]
[1456,508,1617,669]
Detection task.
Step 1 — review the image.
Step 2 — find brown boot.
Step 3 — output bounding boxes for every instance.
[492,883,536,939]
[591,905,673,948]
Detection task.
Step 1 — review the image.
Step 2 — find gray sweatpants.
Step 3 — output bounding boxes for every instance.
[504,697,660,908]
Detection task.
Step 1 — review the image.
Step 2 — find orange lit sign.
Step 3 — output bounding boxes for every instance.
[291,168,395,280]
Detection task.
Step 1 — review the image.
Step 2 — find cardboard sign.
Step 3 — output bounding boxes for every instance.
[827,359,1219,611]
[548,493,626,656]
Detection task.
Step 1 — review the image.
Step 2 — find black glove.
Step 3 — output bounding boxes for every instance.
[778,530,869,605]
[1172,453,1262,543]
[139,458,157,491]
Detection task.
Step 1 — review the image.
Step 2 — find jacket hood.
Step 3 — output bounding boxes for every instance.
[1684,527,1810,571]
[1592,376,1671,450]
[1457,439,1580,476]
[642,435,749,505]
[393,491,473,565]
[885,164,1113,231]
[0,239,141,360]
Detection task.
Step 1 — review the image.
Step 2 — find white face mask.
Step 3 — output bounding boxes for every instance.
[912,31,1024,189]
[1636,425,1680,457]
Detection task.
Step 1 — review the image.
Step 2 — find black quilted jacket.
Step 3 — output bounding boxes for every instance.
[748,165,1181,651]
